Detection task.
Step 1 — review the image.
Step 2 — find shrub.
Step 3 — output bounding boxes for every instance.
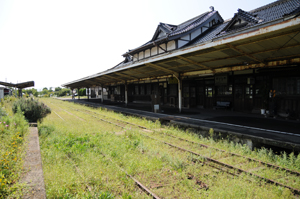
[12,98,51,122]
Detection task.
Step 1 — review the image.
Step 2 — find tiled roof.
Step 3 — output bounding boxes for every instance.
[169,11,211,36]
[122,10,217,56]
[251,0,300,22]
[191,22,228,45]
[159,23,177,33]
[216,0,300,37]
[237,9,261,23]
[123,0,300,59]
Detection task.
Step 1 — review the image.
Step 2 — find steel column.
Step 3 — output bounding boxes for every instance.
[101,85,104,103]
[173,74,182,113]
[18,88,22,97]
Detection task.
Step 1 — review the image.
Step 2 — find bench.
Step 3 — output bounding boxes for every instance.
[215,101,231,109]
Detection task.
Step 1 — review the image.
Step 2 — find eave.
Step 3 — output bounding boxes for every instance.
[62,16,300,89]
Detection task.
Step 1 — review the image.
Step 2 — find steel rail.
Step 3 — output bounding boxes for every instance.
[166,134,300,176]
[100,152,161,199]
[62,103,300,194]
[138,132,300,195]
[48,104,160,199]
[69,105,300,177]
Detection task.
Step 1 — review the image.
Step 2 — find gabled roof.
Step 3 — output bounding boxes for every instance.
[219,0,300,35]
[122,9,222,57]
[151,23,177,41]
[220,9,262,33]
[169,11,217,37]
[62,0,300,89]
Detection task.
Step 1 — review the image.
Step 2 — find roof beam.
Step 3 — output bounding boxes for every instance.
[103,74,124,82]
[115,72,138,80]
[182,57,300,77]
[145,63,179,77]
[176,55,213,70]
[226,43,265,64]
[235,28,300,48]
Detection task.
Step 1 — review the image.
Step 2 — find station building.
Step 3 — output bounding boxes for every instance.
[63,0,300,118]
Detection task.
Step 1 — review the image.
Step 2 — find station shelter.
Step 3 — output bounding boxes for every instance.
[63,0,300,118]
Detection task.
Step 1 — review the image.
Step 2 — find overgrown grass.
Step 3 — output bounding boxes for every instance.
[38,98,299,198]
[0,97,29,198]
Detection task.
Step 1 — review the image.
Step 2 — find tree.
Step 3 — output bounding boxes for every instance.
[42,88,48,95]
[57,88,71,97]
[79,88,86,96]
[55,87,62,92]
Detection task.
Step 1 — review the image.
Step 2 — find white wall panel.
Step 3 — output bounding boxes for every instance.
[151,47,158,56]
[145,49,150,58]
[159,44,166,54]
[178,40,188,48]
[133,54,138,61]
[167,41,176,51]
[181,34,190,41]
[139,52,144,60]
[191,28,202,40]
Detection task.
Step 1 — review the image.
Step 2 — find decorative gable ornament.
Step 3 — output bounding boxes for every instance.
[151,23,177,41]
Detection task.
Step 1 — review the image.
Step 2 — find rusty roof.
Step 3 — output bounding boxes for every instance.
[62,0,300,89]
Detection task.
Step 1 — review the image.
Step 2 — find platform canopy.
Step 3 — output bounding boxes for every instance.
[62,0,300,89]
[0,81,35,89]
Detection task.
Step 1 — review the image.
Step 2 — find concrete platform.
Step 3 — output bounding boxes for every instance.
[60,98,300,152]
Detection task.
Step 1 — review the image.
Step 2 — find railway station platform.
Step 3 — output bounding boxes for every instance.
[59,98,300,152]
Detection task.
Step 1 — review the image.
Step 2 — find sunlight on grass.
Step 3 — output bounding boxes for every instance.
[37,98,299,198]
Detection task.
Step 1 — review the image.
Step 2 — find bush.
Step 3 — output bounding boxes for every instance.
[12,98,51,122]
[79,88,86,96]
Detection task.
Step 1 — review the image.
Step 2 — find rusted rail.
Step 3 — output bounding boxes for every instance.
[100,152,161,199]
[138,132,300,195]
[70,105,300,176]
[63,103,300,195]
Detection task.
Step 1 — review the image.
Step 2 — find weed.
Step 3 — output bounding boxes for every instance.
[12,98,51,122]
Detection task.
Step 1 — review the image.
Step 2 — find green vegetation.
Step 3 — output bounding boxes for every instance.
[38,98,299,198]
[23,87,71,98]
[78,88,86,96]
[12,98,51,122]
[0,97,29,198]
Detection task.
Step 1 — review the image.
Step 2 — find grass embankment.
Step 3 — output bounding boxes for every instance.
[0,97,29,198]
[39,98,300,198]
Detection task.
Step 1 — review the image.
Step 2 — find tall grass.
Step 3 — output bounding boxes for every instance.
[38,98,298,198]
[0,97,29,198]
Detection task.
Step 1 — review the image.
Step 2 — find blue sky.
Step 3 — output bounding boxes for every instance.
[0,0,274,90]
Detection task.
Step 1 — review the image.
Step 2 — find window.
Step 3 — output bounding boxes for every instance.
[140,85,145,95]
[146,84,151,95]
[217,85,232,95]
[169,84,177,96]
[183,86,189,97]
[135,85,139,95]
[114,86,120,95]
[206,87,213,98]
[273,77,300,95]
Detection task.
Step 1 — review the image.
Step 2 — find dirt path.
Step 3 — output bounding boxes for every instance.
[21,126,46,199]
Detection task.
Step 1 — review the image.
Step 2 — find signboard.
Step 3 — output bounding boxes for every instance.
[215,75,228,86]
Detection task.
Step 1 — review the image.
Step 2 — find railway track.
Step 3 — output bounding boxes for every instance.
[50,107,161,199]
[51,102,300,195]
